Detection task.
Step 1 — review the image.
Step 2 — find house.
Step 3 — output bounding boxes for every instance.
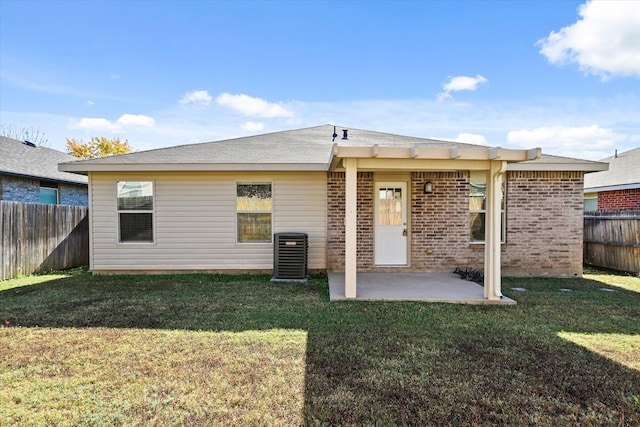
[59,125,606,300]
[584,147,640,211]
[1,136,88,206]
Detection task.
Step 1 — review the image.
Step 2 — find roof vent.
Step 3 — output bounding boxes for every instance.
[24,141,36,148]
[342,129,348,140]
[332,126,338,142]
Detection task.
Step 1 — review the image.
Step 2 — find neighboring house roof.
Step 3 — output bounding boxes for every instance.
[584,147,640,192]
[0,136,88,185]
[59,124,607,174]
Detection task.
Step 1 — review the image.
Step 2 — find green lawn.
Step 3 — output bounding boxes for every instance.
[1,268,639,426]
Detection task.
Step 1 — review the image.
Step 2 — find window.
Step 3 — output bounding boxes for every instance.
[117,181,153,243]
[378,187,403,225]
[237,183,272,243]
[470,172,505,243]
[584,193,598,212]
[39,183,58,204]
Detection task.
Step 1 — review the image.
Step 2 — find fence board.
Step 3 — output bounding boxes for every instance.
[584,209,640,274]
[1,201,88,280]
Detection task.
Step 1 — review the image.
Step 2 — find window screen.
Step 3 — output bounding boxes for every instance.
[117,181,154,243]
[237,183,272,243]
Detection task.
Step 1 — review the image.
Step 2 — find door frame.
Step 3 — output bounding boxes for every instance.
[374,180,409,266]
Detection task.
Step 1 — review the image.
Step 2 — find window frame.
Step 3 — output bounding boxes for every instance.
[116,180,155,244]
[39,182,59,205]
[469,172,506,244]
[236,181,273,244]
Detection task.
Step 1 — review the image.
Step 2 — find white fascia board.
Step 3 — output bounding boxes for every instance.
[507,162,608,172]
[584,183,640,193]
[59,162,330,173]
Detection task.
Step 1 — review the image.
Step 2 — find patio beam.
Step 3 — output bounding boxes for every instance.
[334,145,540,162]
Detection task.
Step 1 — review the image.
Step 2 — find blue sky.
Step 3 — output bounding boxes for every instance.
[1,0,639,160]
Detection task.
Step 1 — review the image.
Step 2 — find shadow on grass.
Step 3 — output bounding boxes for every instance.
[1,271,639,425]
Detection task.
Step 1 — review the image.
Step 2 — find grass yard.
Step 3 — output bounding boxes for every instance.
[1,268,639,426]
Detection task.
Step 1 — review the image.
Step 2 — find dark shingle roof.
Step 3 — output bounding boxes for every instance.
[584,147,640,190]
[0,136,88,185]
[57,124,606,173]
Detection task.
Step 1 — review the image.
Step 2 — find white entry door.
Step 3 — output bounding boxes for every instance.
[374,182,408,265]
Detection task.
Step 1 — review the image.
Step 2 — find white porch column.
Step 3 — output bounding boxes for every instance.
[484,160,506,300]
[344,158,358,298]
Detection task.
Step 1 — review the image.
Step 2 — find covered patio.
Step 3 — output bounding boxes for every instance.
[328,272,516,304]
[331,143,540,302]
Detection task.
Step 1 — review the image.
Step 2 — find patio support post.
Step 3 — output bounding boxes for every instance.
[484,160,506,300]
[344,157,358,298]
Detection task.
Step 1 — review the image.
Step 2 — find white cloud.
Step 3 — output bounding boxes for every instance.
[537,0,640,79]
[110,73,120,79]
[70,114,155,132]
[116,114,155,127]
[241,121,264,131]
[438,75,488,101]
[507,125,628,159]
[453,133,488,145]
[179,90,213,107]
[87,101,95,106]
[216,93,294,118]
[72,117,115,132]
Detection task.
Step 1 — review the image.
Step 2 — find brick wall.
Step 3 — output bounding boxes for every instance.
[597,188,640,210]
[411,171,470,271]
[0,175,39,203]
[59,183,89,206]
[327,169,585,277]
[502,171,584,277]
[326,172,374,271]
[0,175,88,206]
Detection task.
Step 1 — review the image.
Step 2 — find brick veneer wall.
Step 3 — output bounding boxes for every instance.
[59,183,89,206]
[327,172,374,271]
[411,171,470,271]
[502,171,584,277]
[326,169,585,277]
[597,188,640,210]
[0,175,88,206]
[1,176,39,203]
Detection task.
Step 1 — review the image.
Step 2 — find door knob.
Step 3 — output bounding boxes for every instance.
[402,229,407,236]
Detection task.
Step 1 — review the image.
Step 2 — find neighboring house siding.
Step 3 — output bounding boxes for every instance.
[597,188,640,210]
[327,170,584,277]
[1,175,39,203]
[89,171,327,272]
[59,183,89,206]
[0,175,88,206]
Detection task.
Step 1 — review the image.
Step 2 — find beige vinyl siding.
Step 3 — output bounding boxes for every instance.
[89,171,327,271]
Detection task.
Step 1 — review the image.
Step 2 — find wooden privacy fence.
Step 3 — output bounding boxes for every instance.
[0,201,89,281]
[584,209,640,274]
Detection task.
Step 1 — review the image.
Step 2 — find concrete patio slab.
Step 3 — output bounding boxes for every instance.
[328,272,516,305]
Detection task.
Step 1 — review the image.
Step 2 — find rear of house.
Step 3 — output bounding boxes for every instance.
[60,125,606,297]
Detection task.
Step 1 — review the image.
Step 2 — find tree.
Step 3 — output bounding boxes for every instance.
[0,123,49,146]
[66,137,132,159]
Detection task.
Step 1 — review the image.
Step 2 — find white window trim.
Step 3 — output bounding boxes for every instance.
[236,181,273,244]
[116,180,155,245]
[469,175,506,244]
